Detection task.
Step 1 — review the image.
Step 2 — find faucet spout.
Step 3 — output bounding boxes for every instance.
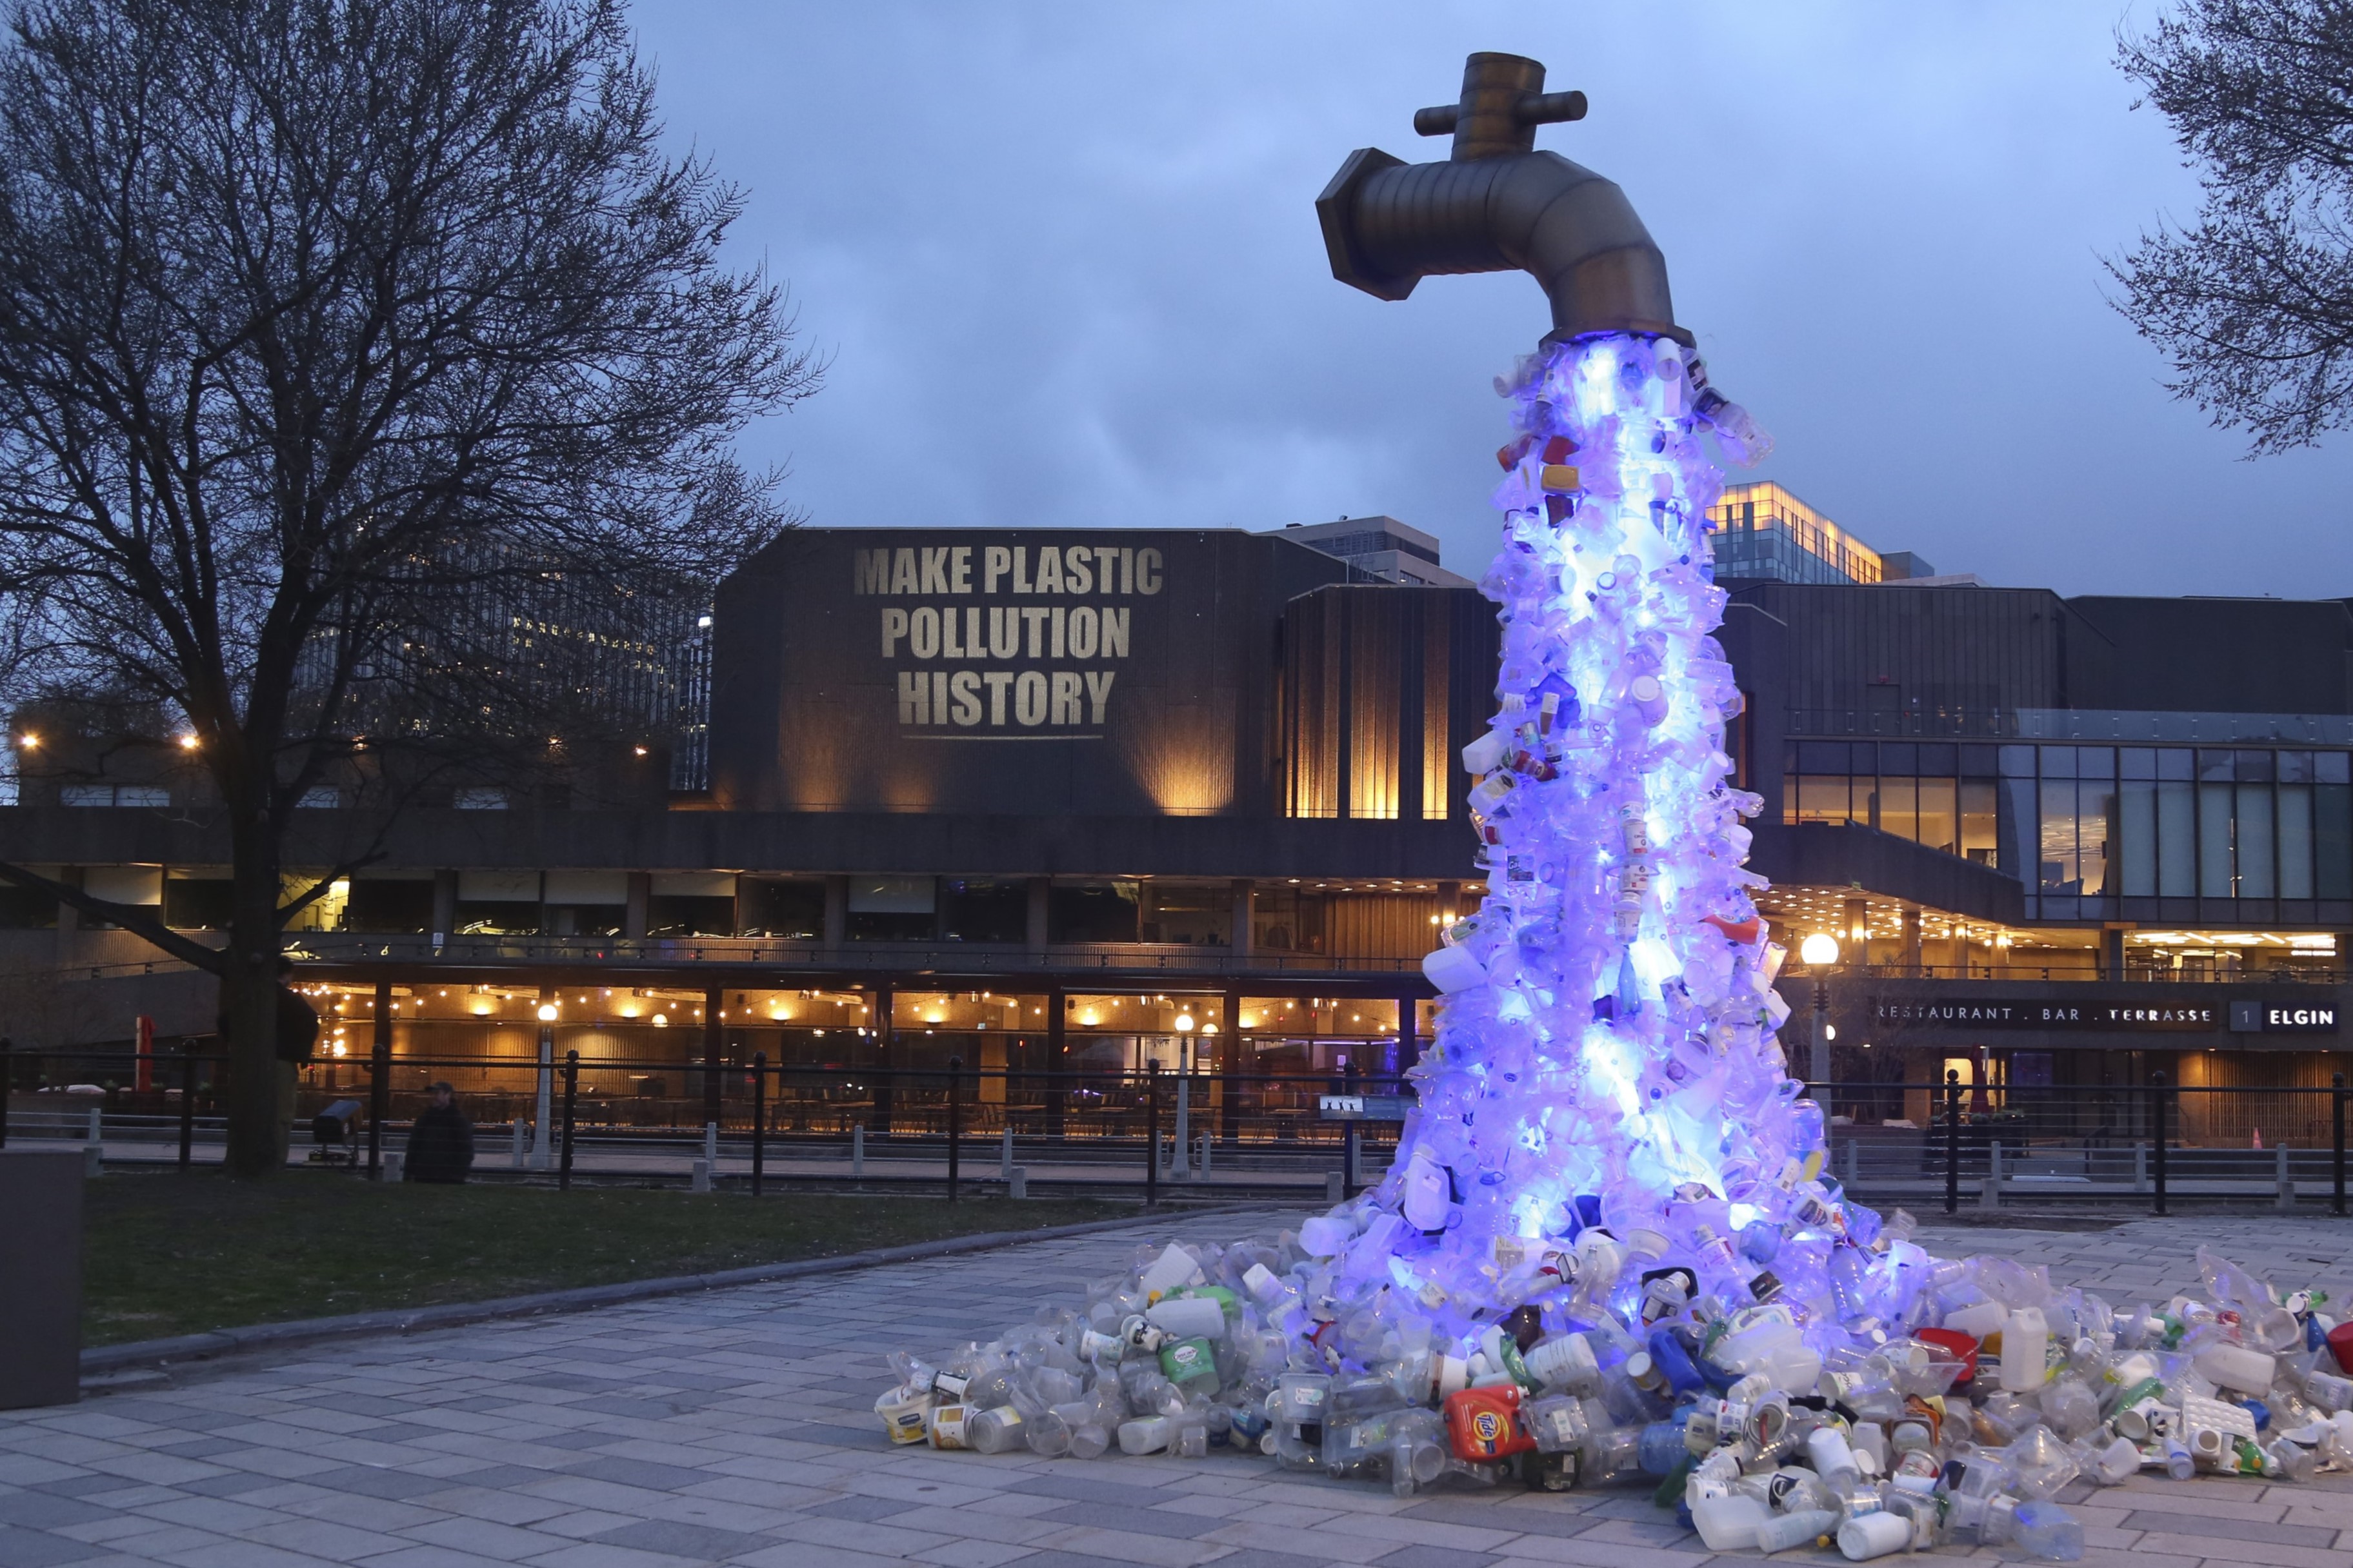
[1314,52,1689,347]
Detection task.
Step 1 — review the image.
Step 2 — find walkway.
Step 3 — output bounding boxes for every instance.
[4,1211,2352,1567]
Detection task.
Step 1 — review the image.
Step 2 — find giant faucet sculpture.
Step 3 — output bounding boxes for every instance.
[1297,52,1821,1341]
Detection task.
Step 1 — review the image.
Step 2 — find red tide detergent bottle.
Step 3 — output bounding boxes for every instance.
[1444,1384,1534,1461]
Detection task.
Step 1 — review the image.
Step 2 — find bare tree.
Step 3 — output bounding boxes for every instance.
[0,0,821,1173]
[2111,0,2353,452]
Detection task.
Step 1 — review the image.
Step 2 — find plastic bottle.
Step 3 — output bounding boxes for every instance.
[1117,1416,1172,1455]
[1836,1510,1910,1561]
[965,1405,1026,1454]
[2194,1342,2278,1396]
[1805,1424,1859,1486]
[1754,1508,1839,1554]
[2010,1500,2085,1562]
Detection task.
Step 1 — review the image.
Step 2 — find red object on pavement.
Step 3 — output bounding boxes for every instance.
[1914,1327,1981,1385]
[2327,1320,2353,1376]
[1444,1384,1534,1461]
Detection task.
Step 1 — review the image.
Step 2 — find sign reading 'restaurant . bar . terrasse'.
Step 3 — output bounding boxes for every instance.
[850,542,1164,735]
[1872,998,2219,1030]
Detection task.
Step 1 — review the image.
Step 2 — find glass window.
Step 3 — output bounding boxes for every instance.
[1051,880,1140,943]
[1999,745,2036,777]
[2119,780,2156,897]
[2279,784,2314,900]
[2198,782,2234,897]
[1919,742,1957,774]
[2198,749,2234,783]
[2039,747,2078,779]
[163,877,234,929]
[1961,744,1999,778]
[1795,775,1852,824]
[2078,747,2115,779]
[2319,784,2352,898]
[2158,748,2194,781]
[2238,785,2276,898]
[2279,751,2316,784]
[2237,749,2274,782]
[741,878,825,940]
[1880,742,1918,774]
[941,878,1026,943]
[1879,775,1917,842]
[1141,883,1231,946]
[2120,748,2157,781]
[346,877,434,934]
[2000,777,2038,882]
[2158,781,2196,896]
[1961,780,1998,866]
[1916,777,1957,854]
[2038,779,2077,891]
[1797,741,1853,773]
[2316,751,2350,784]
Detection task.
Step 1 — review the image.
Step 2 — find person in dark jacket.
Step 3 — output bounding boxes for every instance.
[405,1082,474,1183]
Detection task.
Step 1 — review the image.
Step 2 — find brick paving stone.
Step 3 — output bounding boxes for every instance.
[12,1207,2353,1566]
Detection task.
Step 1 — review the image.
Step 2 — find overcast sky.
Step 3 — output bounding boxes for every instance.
[627,1,2353,601]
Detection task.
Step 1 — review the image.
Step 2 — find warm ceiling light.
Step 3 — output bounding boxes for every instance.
[177,733,199,749]
[536,1003,558,1022]
[652,1012,669,1026]
[633,745,649,757]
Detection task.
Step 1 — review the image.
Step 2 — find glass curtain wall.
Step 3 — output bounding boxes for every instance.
[1785,740,2352,917]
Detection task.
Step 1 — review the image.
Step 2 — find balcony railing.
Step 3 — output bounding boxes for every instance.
[1786,708,2019,739]
[277,933,1423,977]
[1828,961,2346,985]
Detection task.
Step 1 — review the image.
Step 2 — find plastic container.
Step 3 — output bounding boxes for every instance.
[2001,1307,2050,1391]
[1443,1384,1533,1460]
[1805,1424,1858,1484]
[874,1385,930,1444]
[1146,1296,1226,1340]
[1691,1494,1769,1551]
[1836,1510,1910,1561]
[1523,1333,1600,1394]
[2194,1341,2277,1395]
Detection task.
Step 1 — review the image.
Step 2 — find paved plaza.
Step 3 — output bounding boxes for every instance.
[4,1211,2353,1568]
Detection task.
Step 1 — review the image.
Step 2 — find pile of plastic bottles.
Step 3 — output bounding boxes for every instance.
[876,330,2352,1558]
[878,1226,2353,1560]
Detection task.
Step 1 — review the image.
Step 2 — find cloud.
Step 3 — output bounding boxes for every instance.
[630,0,2353,600]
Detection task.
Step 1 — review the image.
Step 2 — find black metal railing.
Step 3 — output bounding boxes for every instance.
[12,1046,2353,1215]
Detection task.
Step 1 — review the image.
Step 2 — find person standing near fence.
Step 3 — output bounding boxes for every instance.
[405,1082,474,1184]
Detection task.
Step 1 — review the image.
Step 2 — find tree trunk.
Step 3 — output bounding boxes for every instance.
[221,835,286,1175]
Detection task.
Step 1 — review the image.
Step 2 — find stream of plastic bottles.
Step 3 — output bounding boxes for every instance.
[874,335,2353,1558]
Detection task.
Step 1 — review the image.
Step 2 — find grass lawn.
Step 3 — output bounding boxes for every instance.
[83,1171,1128,1346]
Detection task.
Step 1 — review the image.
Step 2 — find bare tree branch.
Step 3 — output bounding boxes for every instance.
[0,0,821,1170]
[2110,0,2353,452]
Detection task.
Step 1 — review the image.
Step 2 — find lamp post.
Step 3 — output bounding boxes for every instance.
[531,1000,557,1170]
[1799,933,1841,1105]
[1171,1009,1194,1180]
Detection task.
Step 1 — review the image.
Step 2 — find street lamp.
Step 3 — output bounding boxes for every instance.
[1798,933,1840,1101]
[530,1000,558,1169]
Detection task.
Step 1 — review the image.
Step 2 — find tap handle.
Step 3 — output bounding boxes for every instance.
[1414,89,1587,139]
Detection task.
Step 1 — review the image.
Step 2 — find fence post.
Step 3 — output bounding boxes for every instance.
[751,1051,766,1198]
[852,1121,864,1180]
[179,1042,198,1173]
[1943,1070,1959,1215]
[2277,1140,2294,1213]
[2334,1073,2347,1218]
[0,1036,10,1148]
[559,1049,579,1191]
[1001,1125,1013,1182]
[1342,1060,1361,1198]
[945,1056,962,1203]
[511,1118,526,1170]
[2150,1070,2168,1217]
[368,979,391,1182]
[2134,1141,2147,1193]
[1145,1060,1159,1207]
